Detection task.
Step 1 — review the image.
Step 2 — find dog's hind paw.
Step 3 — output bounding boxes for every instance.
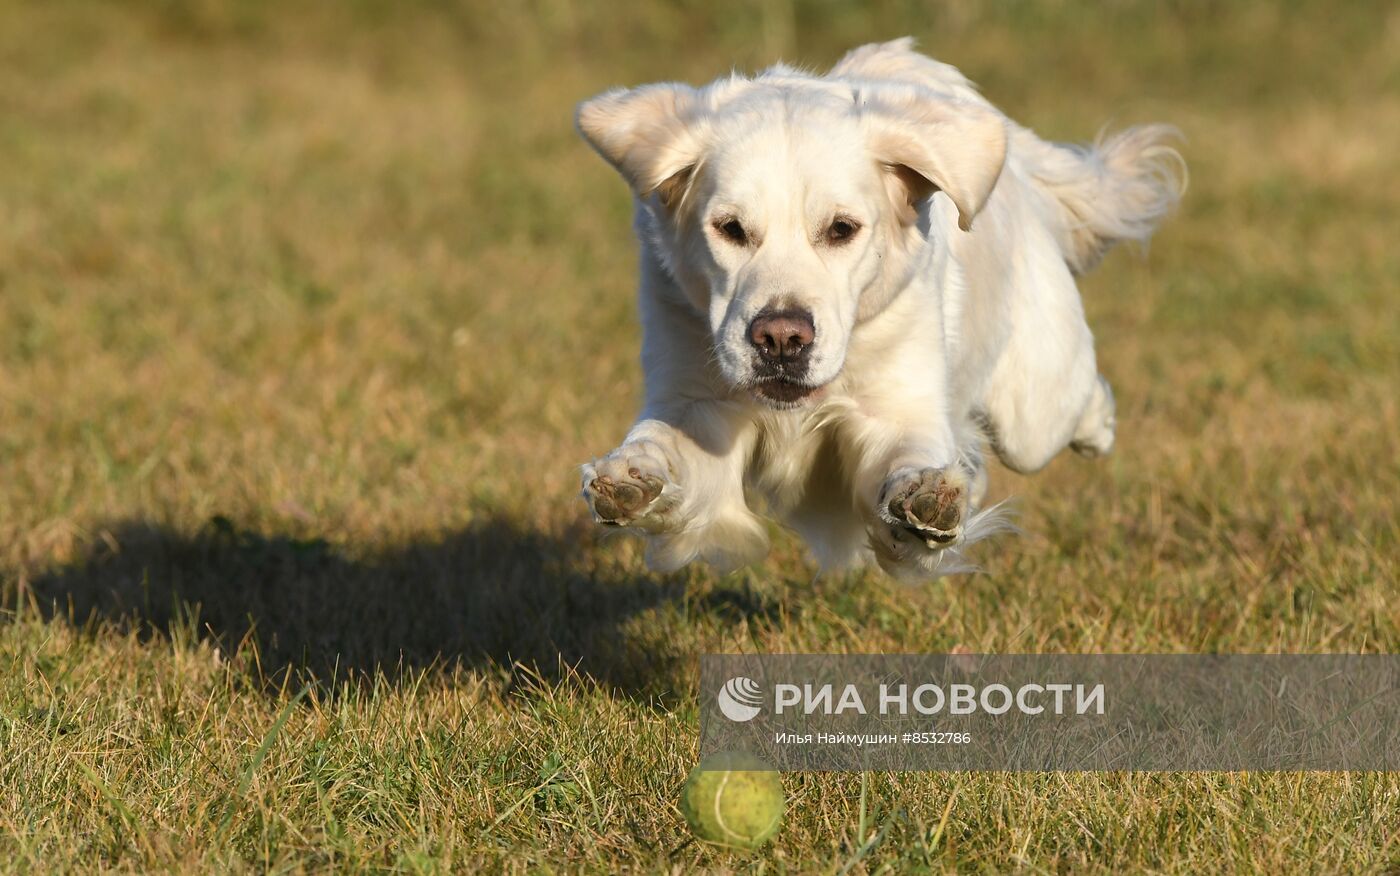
[878,465,970,547]
[1070,374,1116,458]
[581,441,680,532]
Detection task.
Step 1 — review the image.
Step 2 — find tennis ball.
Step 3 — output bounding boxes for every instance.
[680,752,785,850]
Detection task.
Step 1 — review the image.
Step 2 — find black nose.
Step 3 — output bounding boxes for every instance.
[748,308,815,364]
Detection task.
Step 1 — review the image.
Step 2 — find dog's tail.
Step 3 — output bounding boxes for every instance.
[1018,124,1186,275]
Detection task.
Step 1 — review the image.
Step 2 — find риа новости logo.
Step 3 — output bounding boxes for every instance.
[717,676,764,722]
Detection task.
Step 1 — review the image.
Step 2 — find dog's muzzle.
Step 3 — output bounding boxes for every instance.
[746,307,822,406]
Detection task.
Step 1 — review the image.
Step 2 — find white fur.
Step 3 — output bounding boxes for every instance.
[575,39,1183,580]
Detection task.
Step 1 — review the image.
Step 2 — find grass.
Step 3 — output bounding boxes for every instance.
[2,0,1399,871]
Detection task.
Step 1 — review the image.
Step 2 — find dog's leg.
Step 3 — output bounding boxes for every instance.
[972,226,1111,474]
[842,411,1001,580]
[581,402,767,571]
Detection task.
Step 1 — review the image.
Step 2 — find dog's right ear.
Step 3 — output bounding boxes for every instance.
[576,84,702,208]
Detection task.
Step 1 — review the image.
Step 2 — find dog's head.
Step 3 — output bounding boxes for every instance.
[577,68,1006,408]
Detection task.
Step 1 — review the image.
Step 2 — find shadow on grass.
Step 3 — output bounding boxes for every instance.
[23,516,783,701]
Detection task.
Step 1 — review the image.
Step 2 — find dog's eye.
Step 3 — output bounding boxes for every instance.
[826,218,860,245]
[715,218,749,246]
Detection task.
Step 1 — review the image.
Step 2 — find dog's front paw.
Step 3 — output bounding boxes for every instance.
[581,441,680,532]
[878,466,970,547]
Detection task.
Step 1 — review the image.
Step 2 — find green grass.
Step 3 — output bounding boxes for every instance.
[2,0,1399,871]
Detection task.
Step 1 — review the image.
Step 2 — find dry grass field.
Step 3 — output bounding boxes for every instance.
[2,0,1399,871]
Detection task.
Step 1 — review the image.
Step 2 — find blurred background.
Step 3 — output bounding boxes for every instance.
[1,2,1398,868]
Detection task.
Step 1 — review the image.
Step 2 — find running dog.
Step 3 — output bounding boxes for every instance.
[575,39,1183,579]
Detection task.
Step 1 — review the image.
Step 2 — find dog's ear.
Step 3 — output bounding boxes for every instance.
[863,90,1007,231]
[576,84,702,208]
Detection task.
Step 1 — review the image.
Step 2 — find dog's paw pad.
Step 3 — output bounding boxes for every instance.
[881,467,969,546]
[581,443,676,528]
[588,471,664,524]
[907,486,963,540]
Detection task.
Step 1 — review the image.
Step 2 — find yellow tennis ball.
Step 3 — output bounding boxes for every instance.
[680,752,785,850]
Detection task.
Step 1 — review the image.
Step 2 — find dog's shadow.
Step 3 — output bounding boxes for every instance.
[23,516,784,700]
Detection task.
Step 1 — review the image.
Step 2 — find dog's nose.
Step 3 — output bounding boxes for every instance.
[748,309,815,363]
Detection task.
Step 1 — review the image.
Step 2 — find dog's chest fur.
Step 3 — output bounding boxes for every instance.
[742,400,876,564]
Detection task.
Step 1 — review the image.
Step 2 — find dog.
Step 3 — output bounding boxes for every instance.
[574,39,1183,580]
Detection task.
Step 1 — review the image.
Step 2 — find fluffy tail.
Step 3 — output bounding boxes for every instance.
[1020,124,1186,274]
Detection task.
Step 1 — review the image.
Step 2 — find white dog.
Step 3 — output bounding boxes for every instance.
[575,39,1182,580]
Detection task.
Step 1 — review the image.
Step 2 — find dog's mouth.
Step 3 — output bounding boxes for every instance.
[749,378,825,408]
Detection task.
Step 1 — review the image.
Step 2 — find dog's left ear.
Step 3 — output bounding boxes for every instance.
[863,90,1007,231]
[577,83,702,208]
